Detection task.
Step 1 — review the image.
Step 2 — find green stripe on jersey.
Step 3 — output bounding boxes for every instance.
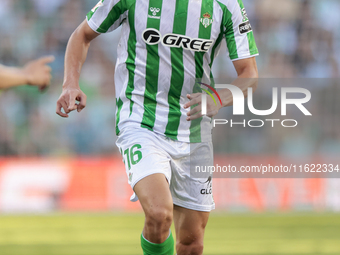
[125,0,137,117]
[217,1,238,60]
[97,0,126,33]
[236,0,258,55]
[209,32,224,69]
[115,98,123,135]
[165,0,189,140]
[190,0,214,143]
[141,0,164,131]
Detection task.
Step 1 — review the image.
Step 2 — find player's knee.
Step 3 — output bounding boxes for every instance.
[176,242,204,255]
[145,207,173,230]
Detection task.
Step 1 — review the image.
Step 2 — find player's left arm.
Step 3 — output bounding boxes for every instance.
[185,0,258,120]
[219,56,258,107]
[185,56,258,120]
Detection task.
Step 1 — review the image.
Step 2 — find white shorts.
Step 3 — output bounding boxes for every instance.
[116,127,215,212]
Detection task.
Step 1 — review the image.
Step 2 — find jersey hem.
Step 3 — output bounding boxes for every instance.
[118,122,212,143]
[230,52,259,62]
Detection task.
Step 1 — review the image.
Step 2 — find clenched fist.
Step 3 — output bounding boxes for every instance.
[56,87,87,118]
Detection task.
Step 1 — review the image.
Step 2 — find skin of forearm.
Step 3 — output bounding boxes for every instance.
[219,68,258,108]
[0,65,29,89]
[63,27,92,89]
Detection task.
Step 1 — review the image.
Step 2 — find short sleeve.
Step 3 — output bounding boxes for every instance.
[86,0,129,34]
[219,0,259,61]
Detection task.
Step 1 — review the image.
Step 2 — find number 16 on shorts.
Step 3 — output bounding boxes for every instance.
[120,144,143,173]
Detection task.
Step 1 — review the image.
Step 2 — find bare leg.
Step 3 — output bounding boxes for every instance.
[173,205,210,255]
[134,173,173,243]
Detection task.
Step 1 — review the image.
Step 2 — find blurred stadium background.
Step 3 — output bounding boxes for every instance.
[0,0,340,254]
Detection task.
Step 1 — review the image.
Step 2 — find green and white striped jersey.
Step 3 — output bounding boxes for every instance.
[87,0,258,143]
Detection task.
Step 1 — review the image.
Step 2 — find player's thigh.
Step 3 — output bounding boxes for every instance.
[116,128,173,214]
[173,205,210,245]
[116,127,173,203]
[134,173,173,217]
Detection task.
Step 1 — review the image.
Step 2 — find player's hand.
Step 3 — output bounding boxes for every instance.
[184,93,222,121]
[23,56,55,91]
[56,87,87,118]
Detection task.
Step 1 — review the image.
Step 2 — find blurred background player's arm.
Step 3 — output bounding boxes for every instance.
[56,20,99,118]
[0,56,54,90]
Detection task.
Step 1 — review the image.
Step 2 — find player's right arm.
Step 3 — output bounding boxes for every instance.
[56,20,99,118]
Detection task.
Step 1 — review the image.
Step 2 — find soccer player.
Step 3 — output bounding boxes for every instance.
[56,0,258,254]
[0,56,54,90]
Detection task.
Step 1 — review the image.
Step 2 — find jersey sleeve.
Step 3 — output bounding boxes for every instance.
[86,0,129,33]
[220,0,259,61]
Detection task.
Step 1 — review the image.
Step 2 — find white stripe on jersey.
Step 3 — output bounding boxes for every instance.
[119,0,149,132]
[115,20,130,128]
[211,1,225,60]
[177,0,203,140]
[153,0,177,136]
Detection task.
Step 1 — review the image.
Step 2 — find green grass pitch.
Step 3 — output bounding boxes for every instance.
[0,213,339,255]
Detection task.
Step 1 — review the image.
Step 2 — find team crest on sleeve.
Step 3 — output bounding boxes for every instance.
[91,0,104,12]
[200,12,213,28]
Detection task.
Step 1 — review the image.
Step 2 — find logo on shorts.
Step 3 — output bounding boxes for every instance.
[199,176,212,195]
[148,7,161,19]
[129,172,133,182]
[200,12,213,28]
